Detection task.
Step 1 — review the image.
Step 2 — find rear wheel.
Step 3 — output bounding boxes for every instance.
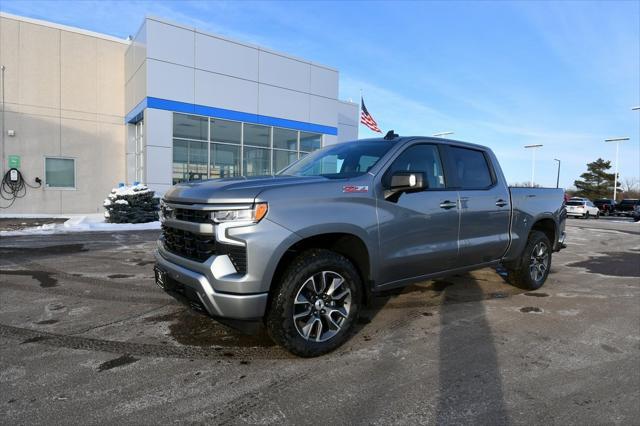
[595,211,600,219]
[503,231,552,290]
[266,249,362,357]
[585,212,590,219]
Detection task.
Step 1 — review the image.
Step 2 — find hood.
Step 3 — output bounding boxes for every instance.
[163,175,328,204]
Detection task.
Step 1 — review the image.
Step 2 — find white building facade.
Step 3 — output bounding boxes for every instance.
[124,16,359,195]
[0,13,359,214]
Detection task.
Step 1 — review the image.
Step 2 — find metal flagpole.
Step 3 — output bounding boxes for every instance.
[359,89,363,134]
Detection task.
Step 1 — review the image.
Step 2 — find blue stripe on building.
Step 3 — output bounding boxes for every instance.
[126,97,338,135]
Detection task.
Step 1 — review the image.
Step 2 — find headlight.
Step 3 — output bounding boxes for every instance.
[211,202,268,223]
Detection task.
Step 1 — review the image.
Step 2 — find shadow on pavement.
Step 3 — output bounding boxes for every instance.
[436,277,509,424]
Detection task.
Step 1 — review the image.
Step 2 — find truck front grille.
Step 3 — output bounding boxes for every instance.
[161,225,247,274]
[174,208,211,224]
[162,225,215,262]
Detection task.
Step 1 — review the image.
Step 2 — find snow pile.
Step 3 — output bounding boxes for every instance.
[0,214,160,236]
[103,183,159,224]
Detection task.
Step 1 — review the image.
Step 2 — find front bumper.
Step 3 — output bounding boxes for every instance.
[155,250,268,320]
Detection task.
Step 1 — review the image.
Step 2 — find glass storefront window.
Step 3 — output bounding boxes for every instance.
[210,143,240,179]
[243,124,271,148]
[172,113,324,181]
[211,119,241,144]
[300,132,322,152]
[243,146,271,176]
[273,150,298,173]
[273,128,298,150]
[172,140,208,184]
[173,114,207,140]
[172,140,189,184]
[188,141,208,181]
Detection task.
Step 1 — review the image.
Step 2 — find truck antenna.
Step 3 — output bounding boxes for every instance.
[384,130,398,140]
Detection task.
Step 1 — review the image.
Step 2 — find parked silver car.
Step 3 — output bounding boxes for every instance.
[155,135,566,356]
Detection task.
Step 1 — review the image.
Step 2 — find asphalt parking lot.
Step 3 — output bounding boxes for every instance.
[1,217,639,425]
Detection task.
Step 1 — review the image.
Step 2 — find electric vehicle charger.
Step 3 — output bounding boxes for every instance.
[0,168,42,208]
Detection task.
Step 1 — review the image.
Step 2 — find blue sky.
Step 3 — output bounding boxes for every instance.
[2,0,639,189]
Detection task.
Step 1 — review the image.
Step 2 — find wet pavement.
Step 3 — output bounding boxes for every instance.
[1,218,639,424]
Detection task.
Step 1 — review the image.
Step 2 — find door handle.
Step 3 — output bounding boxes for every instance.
[496,199,508,207]
[439,200,457,209]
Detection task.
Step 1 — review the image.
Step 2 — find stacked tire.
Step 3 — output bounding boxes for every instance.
[103,184,159,223]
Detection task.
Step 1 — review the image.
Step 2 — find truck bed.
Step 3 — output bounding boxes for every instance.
[506,187,566,259]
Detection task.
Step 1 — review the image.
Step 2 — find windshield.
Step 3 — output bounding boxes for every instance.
[278,141,395,179]
[566,201,585,206]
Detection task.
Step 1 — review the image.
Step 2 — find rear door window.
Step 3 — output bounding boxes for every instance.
[448,146,494,188]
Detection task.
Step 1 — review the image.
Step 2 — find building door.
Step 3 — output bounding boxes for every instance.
[134,120,144,183]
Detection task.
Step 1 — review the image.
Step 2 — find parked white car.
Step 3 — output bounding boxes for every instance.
[566,199,600,219]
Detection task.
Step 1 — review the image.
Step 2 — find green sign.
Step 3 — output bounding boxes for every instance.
[8,155,20,169]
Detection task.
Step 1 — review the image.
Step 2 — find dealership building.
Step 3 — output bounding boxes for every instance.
[0,12,359,214]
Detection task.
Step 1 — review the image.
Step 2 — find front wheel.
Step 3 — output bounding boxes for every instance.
[595,212,600,219]
[266,249,362,357]
[503,230,552,290]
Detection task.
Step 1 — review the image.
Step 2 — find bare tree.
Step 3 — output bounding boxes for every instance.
[622,177,639,192]
[622,177,640,199]
[509,182,541,188]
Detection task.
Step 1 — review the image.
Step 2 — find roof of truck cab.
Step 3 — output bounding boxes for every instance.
[353,136,492,152]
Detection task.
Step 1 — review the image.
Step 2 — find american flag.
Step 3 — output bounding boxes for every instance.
[360,97,381,133]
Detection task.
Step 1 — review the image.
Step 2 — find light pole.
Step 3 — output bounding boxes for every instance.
[632,106,640,111]
[554,158,561,188]
[524,144,543,187]
[604,137,629,202]
[433,131,454,138]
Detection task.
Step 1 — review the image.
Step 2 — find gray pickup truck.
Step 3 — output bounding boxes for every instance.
[155,134,566,356]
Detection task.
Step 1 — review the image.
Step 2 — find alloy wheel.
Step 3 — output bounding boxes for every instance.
[293,271,352,342]
[529,242,549,283]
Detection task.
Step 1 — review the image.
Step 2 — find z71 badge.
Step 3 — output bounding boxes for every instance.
[342,185,369,193]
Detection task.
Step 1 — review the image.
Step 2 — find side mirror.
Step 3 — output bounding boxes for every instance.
[389,171,427,193]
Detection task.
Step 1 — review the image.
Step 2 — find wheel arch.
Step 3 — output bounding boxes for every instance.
[268,232,373,308]
[503,214,558,264]
[530,217,556,246]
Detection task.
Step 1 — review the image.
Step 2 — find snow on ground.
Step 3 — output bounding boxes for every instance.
[0,214,160,236]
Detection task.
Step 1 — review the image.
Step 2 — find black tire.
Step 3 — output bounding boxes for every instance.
[585,212,590,219]
[503,230,552,290]
[595,212,600,219]
[265,249,362,357]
